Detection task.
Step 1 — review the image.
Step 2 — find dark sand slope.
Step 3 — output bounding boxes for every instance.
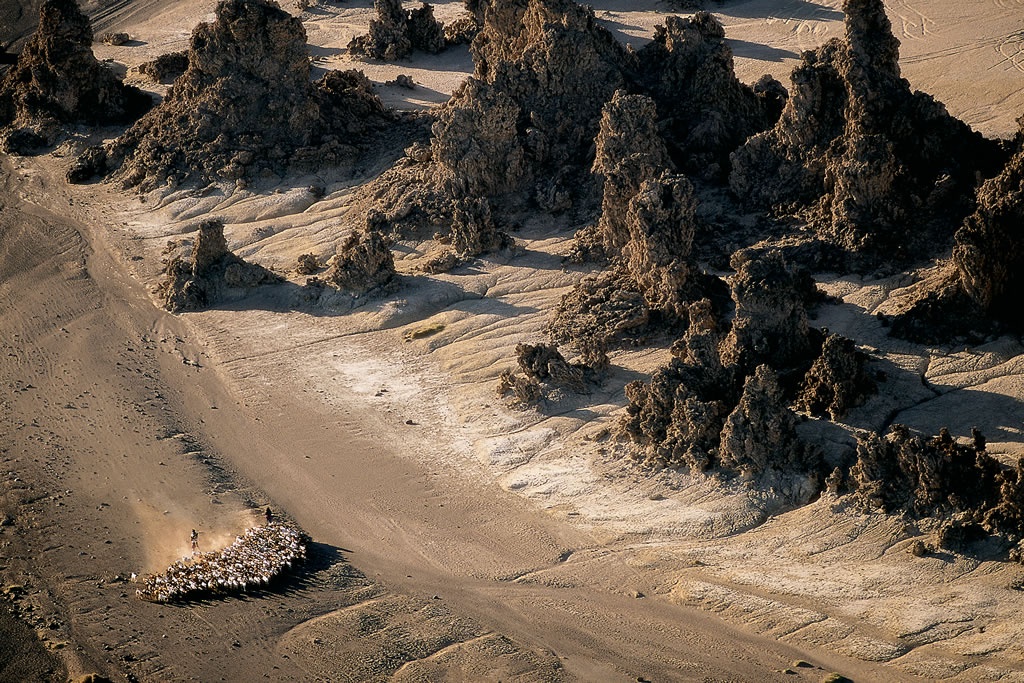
[0,152,902,680]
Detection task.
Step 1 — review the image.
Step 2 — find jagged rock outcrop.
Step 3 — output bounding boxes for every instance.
[496,370,542,406]
[325,227,396,296]
[720,249,818,372]
[295,253,319,275]
[138,50,188,84]
[637,12,784,176]
[449,196,512,257]
[719,365,817,478]
[794,333,875,420]
[729,0,1004,258]
[348,0,447,60]
[622,299,737,470]
[850,425,1024,547]
[952,140,1024,328]
[443,14,479,46]
[624,173,700,320]
[554,170,701,348]
[516,343,585,392]
[349,0,411,60]
[158,219,280,312]
[0,0,151,151]
[591,91,671,256]
[498,341,605,405]
[87,0,389,189]
[408,3,446,53]
[431,0,631,200]
[548,270,649,349]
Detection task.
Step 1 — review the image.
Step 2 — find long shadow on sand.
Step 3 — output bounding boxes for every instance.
[718,0,843,21]
[727,38,799,62]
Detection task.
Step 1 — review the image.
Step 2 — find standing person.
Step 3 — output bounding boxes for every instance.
[190,529,199,553]
[265,507,273,524]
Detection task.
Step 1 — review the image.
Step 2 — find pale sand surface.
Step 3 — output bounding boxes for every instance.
[3,1,1024,681]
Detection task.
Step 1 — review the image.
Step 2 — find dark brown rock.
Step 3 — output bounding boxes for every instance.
[408,3,446,54]
[0,0,151,147]
[101,0,389,190]
[349,1,446,60]
[621,299,736,470]
[623,173,699,320]
[794,333,875,420]
[496,369,542,406]
[158,219,280,312]
[720,249,817,372]
[548,270,649,349]
[431,0,631,200]
[101,31,129,46]
[449,196,512,257]
[637,12,783,177]
[443,14,479,46]
[137,50,188,84]
[325,228,396,296]
[850,425,1005,530]
[729,0,1004,258]
[952,140,1024,328]
[719,365,816,478]
[591,91,671,257]
[348,0,411,60]
[295,253,319,275]
[514,343,585,393]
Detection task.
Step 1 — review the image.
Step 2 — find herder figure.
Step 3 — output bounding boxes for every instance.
[265,507,273,524]
[190,529,199,553]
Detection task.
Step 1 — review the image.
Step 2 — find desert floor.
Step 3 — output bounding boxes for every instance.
[3,1,1024,682]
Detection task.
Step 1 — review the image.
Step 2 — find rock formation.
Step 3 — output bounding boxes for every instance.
[158,219,280,312]
[407,3,446,54]
[431,0,631,200]
[622,299,737,470]
[496,370,542,406]
[138,50,188,84]
[515,343,585,393]
[548,270,649,350]
[84,0,389,189]
[348,0,447,60]
[590,92,672,257]
[952,139,1024,328]
[622,250,825,476]
[449,196,512,257]
[719,365,817,478]
[554,171,701,347]
[850,425,1024,547]
[794,333,875,420]
[623,173,700,320]
[295,253,319,275]
[324,227,396,296]
[720,249,818,372]
[637,12,784,177]
[349,0,411,60]
[729,0,1004,258]
[498,341,606,405]
[0,0,151,151]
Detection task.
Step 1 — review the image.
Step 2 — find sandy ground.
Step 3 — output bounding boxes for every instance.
[4,1,1024,681]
